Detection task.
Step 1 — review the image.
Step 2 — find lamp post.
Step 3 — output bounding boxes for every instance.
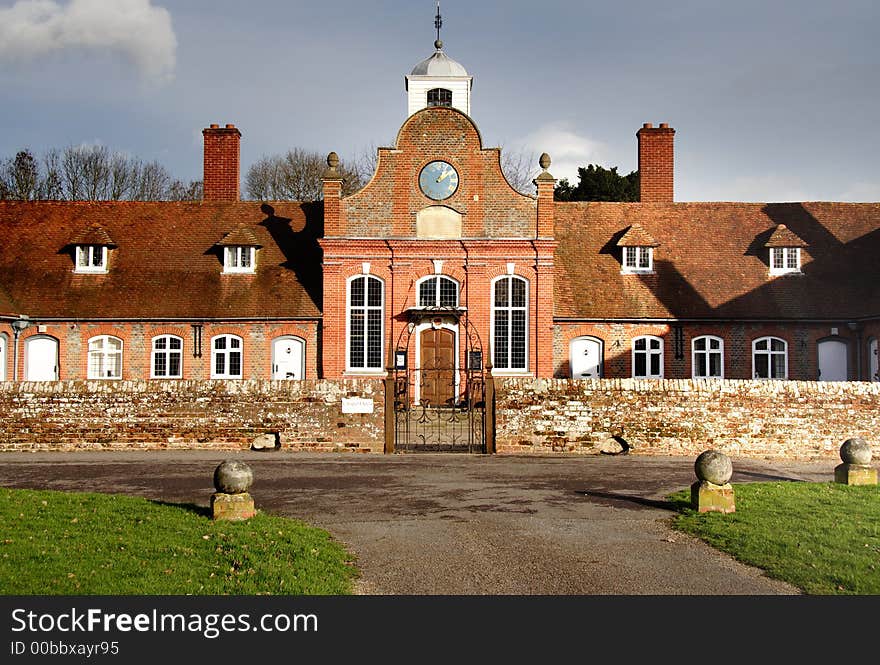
[10,316,31,382]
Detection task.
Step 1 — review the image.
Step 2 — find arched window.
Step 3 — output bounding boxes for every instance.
[869,337,879,382]
[417,275,459,307]
[427,88,452,107]
[492,275,528,371]
[88,335,123,379]
[632,335,663,378]
[692,335,724,379]
[0,333,6,381]
[152,335,183,379]
[211,335,243,379]
[753,336,787,379]
[348,275,384,371]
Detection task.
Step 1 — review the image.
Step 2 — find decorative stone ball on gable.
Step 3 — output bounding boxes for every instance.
[840,437,872,465]
[694,450,733,485]
[213,460,254,494]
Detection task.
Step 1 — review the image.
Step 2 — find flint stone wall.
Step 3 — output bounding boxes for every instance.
[0,380,384,452]
[2,378,879,459]
[496,378,880,460]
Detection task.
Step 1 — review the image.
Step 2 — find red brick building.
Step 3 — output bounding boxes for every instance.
[1,41,879,388]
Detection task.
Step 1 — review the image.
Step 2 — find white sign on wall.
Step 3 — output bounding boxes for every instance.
[341,397,374,414]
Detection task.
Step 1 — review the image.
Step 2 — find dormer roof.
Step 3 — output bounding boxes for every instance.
[616,223,660,247]
[69,224,116,247]
[217,224,262,247]
[764,223,808,248]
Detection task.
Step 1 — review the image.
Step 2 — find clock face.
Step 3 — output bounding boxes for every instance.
[419,161,459,200]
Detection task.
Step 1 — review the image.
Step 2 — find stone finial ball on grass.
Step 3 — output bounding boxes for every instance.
[213,460,254,494]
[694,450,733,485]
[840,438,872,465]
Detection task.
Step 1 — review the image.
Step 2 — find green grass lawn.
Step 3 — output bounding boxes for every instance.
[670,482,880,595]
[0,487,358,595]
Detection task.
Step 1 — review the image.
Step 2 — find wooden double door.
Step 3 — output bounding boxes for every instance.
[420,327,455,405]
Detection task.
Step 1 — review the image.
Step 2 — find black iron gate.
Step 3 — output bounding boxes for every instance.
[389,312,490,453]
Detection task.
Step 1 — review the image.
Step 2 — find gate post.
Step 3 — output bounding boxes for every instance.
[384,374,396,454]
[484,367,496,454]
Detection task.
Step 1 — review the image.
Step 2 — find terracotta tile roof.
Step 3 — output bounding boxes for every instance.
[216,224,262,247]
[0,201,322,320]
[616,223,659,247]
[765,223,808,247]
[68,223,116,247]
[0,283,16,317]
[555,202,880,320]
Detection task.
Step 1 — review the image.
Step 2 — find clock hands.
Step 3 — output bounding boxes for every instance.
[436,168,454,183]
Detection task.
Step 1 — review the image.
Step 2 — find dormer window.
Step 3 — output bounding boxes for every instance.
[68,224,115,274]
[75,245,108,273]
[770,247,801,275]
[623,246,653,273]
[427,87,452,107]
[217,225,261,274]
[764,223,807,276]
[224,246,255,274]
[616,223,659,275]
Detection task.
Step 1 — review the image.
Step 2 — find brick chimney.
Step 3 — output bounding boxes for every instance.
[637,122,675,203]
[203,123,241,202]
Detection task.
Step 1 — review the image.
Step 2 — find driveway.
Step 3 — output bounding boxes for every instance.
[0,451,836,594]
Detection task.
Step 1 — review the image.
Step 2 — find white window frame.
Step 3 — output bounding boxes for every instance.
[692,335,724,379]
[869,337,879,382]
[75,245,108,273]
[346,274,385,373]
[491,275,529,374]
[632,335,664,378]
[769,247,801,275]
[87,335,123,380]
[622,246,653,274]
[0,333,6,381]
[211,334,243,379]
[151,335,183,379]
[752,336,788,380]
[416,275,459,308]
[223,246,256,274]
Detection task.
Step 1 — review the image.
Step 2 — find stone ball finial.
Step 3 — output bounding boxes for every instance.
[327,152,339,169]
[435,39,443,50]
[213,460,254,494]
[539,153,551,170]
[694,450,733,485]
[840,437,872,465]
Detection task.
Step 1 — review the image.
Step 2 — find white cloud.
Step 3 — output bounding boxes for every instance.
[504,122,607,185]
[0,0,176,84]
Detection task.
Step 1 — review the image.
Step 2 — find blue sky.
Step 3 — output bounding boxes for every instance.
[1,0,878,201]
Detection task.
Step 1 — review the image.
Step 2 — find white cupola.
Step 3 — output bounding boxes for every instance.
[405,4,472,117]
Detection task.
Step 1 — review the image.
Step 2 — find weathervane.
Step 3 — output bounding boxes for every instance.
[434,1,443,49]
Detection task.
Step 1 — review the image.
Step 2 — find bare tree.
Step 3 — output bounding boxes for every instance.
[245,148,366,201]
[1,144,201,202]
[500,146,539,196]
[167,179,203,201]
[0,150,41,200]
[132,161,171,201]
[40,149,64,200]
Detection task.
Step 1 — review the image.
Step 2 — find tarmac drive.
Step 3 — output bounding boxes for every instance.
[0,451,839,595]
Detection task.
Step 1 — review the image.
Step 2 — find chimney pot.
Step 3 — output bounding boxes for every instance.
[226,124,235,129]
[210,123,219,129]
[643,123,653,129]
[660,123,669,129]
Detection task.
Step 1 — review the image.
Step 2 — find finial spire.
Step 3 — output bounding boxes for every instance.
[434,1,443,49]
